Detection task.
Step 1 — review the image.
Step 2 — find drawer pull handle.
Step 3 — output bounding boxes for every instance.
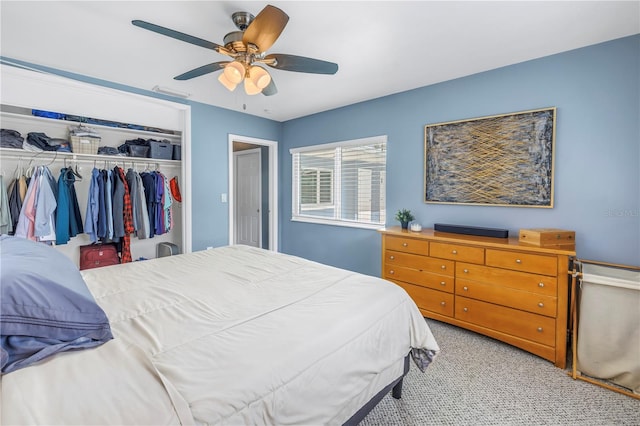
[402,243,408,247]
[537,327,543,332]
[516,259,522,264]
[452,250,458,254]
[440,301,446,306]
[538,302,544,308]
[538,282,545,288]
[389,270,395,275]
[463,269,469,273]
[441,265,446,270]
[389,255,395,260]
[463,307,468,312]
[463,286,468,291]
[440,281,446,286]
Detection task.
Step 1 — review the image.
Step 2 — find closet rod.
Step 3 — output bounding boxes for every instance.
[0,149,180,168]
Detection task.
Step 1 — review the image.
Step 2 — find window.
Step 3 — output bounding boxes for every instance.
[291,136,387,228]
[301,168,333,206]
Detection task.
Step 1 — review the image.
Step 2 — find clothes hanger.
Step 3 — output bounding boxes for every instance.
[25,151,50,177]
[71,159,83,181]
[65,158,80,178]
[13,158,22,179]
[43,151,58,167]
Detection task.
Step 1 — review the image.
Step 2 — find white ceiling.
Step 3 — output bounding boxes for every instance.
[1,1,638,122]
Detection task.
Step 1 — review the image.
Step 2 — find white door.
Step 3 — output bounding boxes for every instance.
[235,149,261,247]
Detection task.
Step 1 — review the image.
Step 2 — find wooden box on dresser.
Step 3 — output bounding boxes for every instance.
[380,227,575,368]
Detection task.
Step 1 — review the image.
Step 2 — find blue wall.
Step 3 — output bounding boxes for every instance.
[189,106,280,251]
[280,35,640,274]
[4,34,638,274]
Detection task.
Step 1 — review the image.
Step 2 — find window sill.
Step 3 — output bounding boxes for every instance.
[291,216,385,230]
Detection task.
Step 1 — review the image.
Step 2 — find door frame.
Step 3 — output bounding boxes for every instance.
[233,148,262,248]
[228,134,278,251]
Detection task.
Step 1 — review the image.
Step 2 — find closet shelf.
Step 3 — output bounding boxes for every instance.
[1,108,182,142]
[0,147,181,167]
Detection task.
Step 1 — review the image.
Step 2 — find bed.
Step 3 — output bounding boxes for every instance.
[1,236,439,425]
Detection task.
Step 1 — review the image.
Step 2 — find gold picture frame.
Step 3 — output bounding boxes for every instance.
[424,107,556,207]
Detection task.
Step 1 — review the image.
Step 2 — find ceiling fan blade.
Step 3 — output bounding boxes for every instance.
[242,5,289,52]
[261,78,277,96]
[132,20,227,54]
[264,54,338,74]
[174,62,228,80]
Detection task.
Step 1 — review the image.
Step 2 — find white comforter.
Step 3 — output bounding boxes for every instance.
[2,245,439,425]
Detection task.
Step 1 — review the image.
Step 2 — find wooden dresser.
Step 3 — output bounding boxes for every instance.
[380,227,575,368]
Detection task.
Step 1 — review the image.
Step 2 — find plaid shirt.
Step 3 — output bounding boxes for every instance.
[115,167,134,263]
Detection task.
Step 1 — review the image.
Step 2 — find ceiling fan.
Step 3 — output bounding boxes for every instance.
[132,4,338,96]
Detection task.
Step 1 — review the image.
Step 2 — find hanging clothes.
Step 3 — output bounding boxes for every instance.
[125,168,138,234]
[55,168,83,245]
[34,167,57,242]
[67,170,82,237]
[170,176,182,203]
[161,172,173,234]
[14,166,57,242]
[18,174,28,203]
[126,168,149,240]
[104,169,114,241]
[0,176,12,234]
[84,168,100,243]
[14,173,38,240]
[84,167,171,245]
[114,166,133,263]
[141,171,156,239]
[133,171,149,239]
[55,169,70,244]
[154,171,164,236]
[112,166,125,241]
[97,169,107,240]
[7,178,22,234]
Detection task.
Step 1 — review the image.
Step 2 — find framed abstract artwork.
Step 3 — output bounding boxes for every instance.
[424,107,556,207]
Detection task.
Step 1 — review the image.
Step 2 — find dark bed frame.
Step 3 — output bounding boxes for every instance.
[342,354,410,425]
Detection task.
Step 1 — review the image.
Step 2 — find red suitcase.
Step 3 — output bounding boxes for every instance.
[79,243,120,270]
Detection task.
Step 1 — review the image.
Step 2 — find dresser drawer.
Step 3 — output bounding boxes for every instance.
[456,263,557,296]
[384,235,429,255]
[455,296,556,346]
[485,249,557,276]
[384,265,454,293]
[456,279,558,317]
[394,281,454,317]
[385,250,454,276]
[430,242,484,264]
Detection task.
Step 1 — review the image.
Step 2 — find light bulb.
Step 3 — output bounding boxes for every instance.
[223,61,245,84]
[249,66,271,89]
[218,72,237,91]
[244,78,262,95]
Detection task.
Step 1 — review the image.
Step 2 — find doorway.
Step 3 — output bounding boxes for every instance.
[234,148,261,247]
[228,134,278,251]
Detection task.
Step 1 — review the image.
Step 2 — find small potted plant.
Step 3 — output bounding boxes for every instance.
[395,209,415,230]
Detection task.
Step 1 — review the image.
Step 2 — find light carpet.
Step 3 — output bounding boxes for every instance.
[361,319,639,425]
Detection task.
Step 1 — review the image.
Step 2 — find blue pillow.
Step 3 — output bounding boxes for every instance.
[0,235,113,373]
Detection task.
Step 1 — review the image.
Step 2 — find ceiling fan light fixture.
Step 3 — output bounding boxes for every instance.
[243,77,262,95]
[249,66,271,89]
[218,72,238,91]
[223,61,245,84]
